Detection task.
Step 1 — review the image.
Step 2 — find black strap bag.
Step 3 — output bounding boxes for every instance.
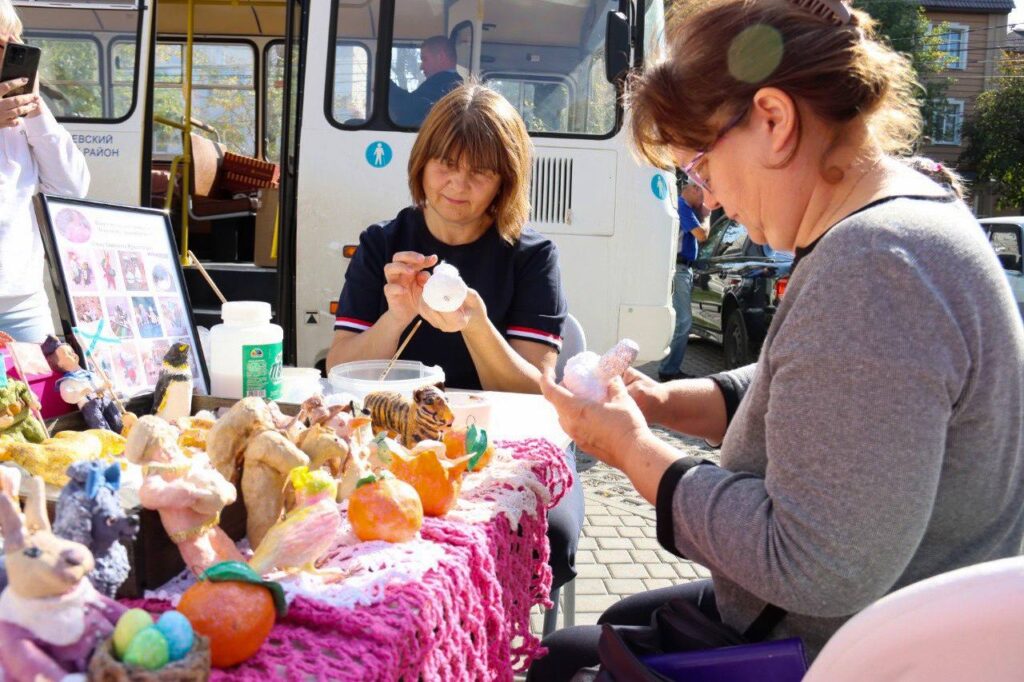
[578,599,803,682]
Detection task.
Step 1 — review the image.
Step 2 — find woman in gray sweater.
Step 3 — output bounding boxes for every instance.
[528,0,1024,678]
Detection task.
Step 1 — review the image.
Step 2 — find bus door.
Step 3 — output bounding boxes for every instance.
[16,0,151,205]
[292,0,673,368]
[150,0,291,326]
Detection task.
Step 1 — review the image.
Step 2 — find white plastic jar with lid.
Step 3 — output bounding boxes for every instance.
[209,301,283,399]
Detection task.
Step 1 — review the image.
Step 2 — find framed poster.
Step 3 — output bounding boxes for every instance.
[35,194,210,397]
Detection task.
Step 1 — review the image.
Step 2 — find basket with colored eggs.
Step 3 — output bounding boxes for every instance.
[88,609,211,681]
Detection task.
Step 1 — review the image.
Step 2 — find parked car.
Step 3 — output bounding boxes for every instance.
[690,217,793,368]
[978,217,1024,319]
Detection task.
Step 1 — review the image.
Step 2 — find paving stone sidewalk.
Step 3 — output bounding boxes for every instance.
[530,338,726,635]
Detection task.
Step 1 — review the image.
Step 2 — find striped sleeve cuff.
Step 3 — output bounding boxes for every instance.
[506,326,563,351]
[334,316,372,332]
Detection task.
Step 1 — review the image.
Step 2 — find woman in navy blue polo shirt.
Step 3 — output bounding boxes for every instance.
[327,84,566,391]
[327,83,582,591]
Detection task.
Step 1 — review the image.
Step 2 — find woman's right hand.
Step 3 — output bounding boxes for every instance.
[383,251,438,325]
[0,79,40,128]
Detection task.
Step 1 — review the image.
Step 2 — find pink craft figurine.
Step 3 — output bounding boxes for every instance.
[125,415,243,575]
[561,338,640,402]
[0,468,127,682]
[248,466,342,576]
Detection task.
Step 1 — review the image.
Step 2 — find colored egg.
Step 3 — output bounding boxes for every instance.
[123,626,170,670]
[113,609,154,659]
[156,610,195,662]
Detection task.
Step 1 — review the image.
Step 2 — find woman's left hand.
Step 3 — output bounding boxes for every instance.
[419,287,487,333]
[540,369,651,471]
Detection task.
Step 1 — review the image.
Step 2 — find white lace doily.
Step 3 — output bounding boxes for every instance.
[447,447,552,527]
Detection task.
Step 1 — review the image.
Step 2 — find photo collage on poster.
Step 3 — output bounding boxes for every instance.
[50,203,205,398]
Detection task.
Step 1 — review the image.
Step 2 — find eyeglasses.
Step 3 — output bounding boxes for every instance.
[680,109,748,194]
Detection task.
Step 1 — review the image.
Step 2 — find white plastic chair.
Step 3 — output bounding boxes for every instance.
[804,556,1024,681]
[555,313,587,382]
[543,313,585,637]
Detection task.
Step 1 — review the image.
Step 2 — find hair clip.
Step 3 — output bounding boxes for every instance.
[789,0,853,26]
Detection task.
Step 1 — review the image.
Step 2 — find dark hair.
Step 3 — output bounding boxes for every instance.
[421,35,457,65]
[628,0,921,171]
[408,84,532,243]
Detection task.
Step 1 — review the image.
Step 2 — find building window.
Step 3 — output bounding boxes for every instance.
[938,24,968,70]
[931,99,964,145]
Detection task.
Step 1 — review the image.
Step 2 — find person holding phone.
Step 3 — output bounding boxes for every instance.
[0,0,89,342]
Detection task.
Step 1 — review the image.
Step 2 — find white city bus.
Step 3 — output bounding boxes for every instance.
[16,0,676,369]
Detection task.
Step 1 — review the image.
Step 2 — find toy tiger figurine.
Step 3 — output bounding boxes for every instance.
[362,386,454,447]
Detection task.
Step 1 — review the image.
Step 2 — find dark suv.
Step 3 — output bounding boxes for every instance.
[690,218,793,368]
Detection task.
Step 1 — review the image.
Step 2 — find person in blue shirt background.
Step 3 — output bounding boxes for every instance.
[659,180,709,382]
[389,35,464,128]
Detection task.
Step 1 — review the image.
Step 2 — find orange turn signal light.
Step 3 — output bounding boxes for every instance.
[342,245,358,258]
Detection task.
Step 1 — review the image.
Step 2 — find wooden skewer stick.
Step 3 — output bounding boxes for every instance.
[187,250,228,305]
[379,319,422,381]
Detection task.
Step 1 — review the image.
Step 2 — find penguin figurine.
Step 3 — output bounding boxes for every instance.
[152,342,194,421]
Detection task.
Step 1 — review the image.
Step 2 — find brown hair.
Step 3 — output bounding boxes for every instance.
[408,83,532,243]
[629,0,921,172]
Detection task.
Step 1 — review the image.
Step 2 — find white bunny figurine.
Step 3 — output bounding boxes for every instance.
[0,468,126,681]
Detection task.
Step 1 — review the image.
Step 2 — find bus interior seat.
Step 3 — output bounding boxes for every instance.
[188,132,262,221]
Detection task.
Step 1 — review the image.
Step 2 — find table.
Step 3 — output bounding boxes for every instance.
[133,393,573,681]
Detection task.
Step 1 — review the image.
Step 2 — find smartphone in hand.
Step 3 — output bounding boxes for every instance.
[0,43,42,98]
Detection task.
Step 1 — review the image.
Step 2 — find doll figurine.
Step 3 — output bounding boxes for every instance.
[125,416,243,575]
[42,335,123,433]
[0,379,46,444]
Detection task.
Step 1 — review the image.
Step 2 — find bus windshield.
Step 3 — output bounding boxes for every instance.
[330,0,622,136]
[16,0,142,121]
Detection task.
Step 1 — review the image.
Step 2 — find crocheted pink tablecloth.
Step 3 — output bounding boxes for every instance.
[129,438,572,681]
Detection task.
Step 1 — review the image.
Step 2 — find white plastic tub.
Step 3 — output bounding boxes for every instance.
[327,360,445,402]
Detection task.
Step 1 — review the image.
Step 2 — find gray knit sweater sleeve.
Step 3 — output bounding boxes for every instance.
[656,196,1024,655]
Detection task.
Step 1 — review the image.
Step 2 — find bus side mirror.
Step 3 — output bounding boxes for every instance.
[605,10,631,83]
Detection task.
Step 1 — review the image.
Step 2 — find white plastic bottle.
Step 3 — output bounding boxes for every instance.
[209,301,283,399]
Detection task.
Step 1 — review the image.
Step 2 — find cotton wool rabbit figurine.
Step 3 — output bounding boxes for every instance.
[0,467,127,682]
[561,339,640,402]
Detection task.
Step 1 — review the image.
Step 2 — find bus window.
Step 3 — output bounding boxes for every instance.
[18,1,141,122]
[389,0,620,136]
[487,78,571,133]
[328,0,376,127]
[265,42,285,163]
[333,42,371,124]
[26,36,102,118]
[153,41,257,157]
[110,40,136,117]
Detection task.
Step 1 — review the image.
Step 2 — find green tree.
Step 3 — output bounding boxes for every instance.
[850,0,953,144]
[960,57,1024,211]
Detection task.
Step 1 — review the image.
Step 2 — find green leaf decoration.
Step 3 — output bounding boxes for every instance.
[466,424,489,472]
[356,474,378,489]
[200,561,288,617]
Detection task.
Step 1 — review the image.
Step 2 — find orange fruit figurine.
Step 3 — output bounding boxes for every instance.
[389,441,462,517]
[442,424,494,476]
[348,472,424,542]
[177,561,286,668]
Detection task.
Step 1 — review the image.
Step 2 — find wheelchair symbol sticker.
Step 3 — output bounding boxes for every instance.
[366,141,393,168]
[650,174,668,200]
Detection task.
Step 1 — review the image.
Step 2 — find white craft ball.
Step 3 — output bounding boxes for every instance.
[423,262,468,312]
